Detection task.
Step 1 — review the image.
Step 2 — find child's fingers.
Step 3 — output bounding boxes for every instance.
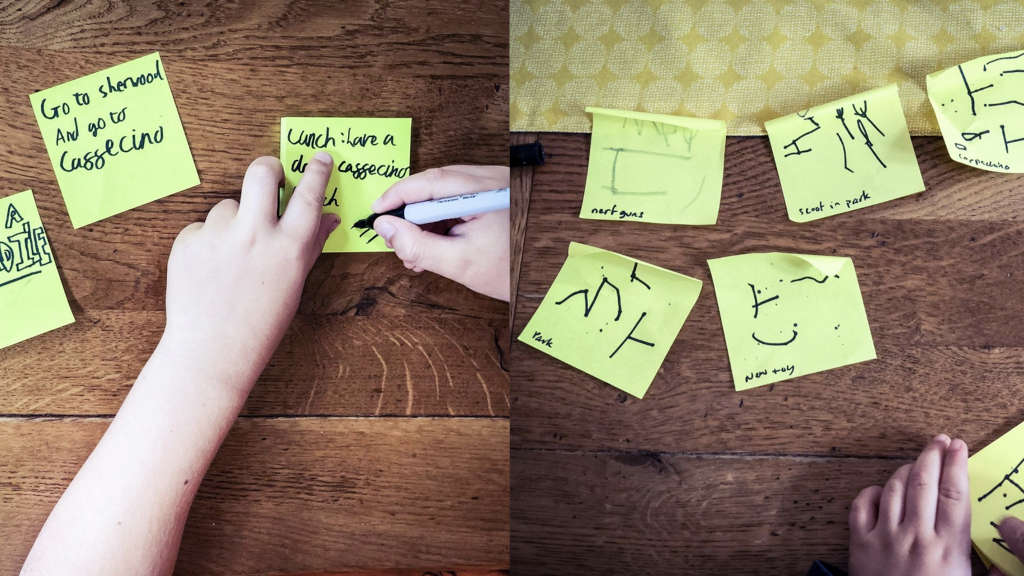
[998,517,1024,562]
[174,221,203,244]
[281,151,333,239]
[205,198,239,227]
[936,438,970,536]
[237,156,284,227]
[849,485,883,535]
[313,213,340,255]
[879,463,913,529]
[904,435,950,530]
[371,165,509,213]
[373,215,468,281]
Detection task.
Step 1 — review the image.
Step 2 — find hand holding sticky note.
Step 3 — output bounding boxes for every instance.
[1,190,74,349]
[970,421,1024,576]
[765,84,924,222]
[927,50,1024,172]
[30,52,198,228]
[279,117,411,253]
[708,253,875,390]
[517,241,702,398]
[581,107,725,225]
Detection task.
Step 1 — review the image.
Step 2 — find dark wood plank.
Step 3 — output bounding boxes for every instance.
[509,133,536,335]
[512,449,900,575]
[0,0,510,418]
[0,1,507,78]
[0,417,509,575]
[513,134,1024,455]
[0,309,509,416]
[511,132,1024,573]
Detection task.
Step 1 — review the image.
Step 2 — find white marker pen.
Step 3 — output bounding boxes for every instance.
[353,187,510,229]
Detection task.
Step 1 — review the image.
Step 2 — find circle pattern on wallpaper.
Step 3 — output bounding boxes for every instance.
[511,0,1024,134]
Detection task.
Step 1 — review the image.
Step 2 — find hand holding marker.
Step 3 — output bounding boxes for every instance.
[364,165,511,301]
[353,187,510,229]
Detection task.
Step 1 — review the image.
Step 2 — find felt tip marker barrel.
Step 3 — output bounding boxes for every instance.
[353,187,510,229]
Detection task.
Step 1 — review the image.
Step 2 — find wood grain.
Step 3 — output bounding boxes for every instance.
[511,132,1024,574]
[0,418,509,575]
[509,133,537,334]
[0,1,508,573]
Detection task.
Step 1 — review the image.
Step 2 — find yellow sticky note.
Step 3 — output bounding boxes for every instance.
[974,543,993,570]
[970,420,1024,576]
[707,253,876,391]
[517,241,702,398]
[29,52,199,228]
[1,190,74,349]
[280,117,411,253]
[765,84,924,222]
[927,50,1024,172]
[580,107,725,225]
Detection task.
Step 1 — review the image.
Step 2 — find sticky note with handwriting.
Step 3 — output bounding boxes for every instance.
[708,253,875,391]
[580,107,725,225]
[30,52,198,228]
[517,241,702,398]
[280,117,411,253]
[969,420,1024,576]
[927,50,1024,172]
[1,190,74,349]
[765,84,924,222]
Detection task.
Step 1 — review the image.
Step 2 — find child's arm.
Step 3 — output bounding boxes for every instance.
[372,165,510,301]
[20,153,339,576]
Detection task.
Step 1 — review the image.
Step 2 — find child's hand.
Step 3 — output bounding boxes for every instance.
[847,435,972,576]
[163,153,338,395]
[372,165,509,301]
[996,517,1024,574]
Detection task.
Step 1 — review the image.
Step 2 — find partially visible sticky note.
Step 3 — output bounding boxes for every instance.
[969,420,1024,576]
[765,84,924,222]
[580,107,725,225]
[517,241,701,398]
[280,117,411,253]
[927,50,1024,172]
[0,190,74,349]
[29,52,199,228]
[708,253,875,390]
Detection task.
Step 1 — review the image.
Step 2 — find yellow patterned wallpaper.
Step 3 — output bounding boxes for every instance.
[510,0,1024,134]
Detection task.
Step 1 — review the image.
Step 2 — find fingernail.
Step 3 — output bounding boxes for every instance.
[935,434,951,445]
[329,215,341,230]
[313,151,333,166]
[948,438,965,452]
[375,220,396,242]
[371,197,384,213]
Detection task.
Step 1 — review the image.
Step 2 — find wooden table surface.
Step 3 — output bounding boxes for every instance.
[0,2,509,574]
[510,132,1024,575]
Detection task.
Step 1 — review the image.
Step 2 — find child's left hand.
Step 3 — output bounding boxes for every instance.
[848,435,972,576]
[163,152,338,396]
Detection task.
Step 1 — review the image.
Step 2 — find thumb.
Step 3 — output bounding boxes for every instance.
[998,517,1024,561]
[373,215,468,279]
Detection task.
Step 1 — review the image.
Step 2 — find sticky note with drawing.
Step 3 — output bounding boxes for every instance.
[765,84,924,222]
[927,50,1024,172]
[0,190,74,349]
[969,420,1024,576]
[707,253,875,391]
[30,52,199,228]
[517,241,702,398]
[280,117,411,253]
[580,107,725,225]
